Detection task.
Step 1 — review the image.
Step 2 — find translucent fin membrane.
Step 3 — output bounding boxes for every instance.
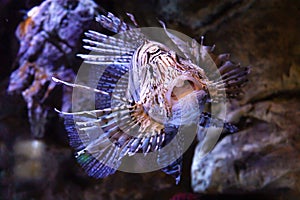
[76,151,118,178]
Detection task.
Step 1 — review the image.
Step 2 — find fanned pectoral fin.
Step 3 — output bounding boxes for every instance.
[62,104,148,178]
[76,149,119,178]
[54,77,169,178]
[64,114,122,178]
[55,82,137,178]
[62,99,168,179]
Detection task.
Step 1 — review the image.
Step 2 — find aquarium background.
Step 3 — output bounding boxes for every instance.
[0,0,299,199]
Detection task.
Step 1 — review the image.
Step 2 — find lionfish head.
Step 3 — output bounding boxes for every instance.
[131,40,209,126]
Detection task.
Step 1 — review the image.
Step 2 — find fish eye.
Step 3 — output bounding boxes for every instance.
[149,46,160,54]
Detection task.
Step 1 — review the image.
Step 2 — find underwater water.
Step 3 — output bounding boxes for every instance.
[0,0,299,199]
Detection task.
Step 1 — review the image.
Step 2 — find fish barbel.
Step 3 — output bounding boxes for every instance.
[53,10,250,184]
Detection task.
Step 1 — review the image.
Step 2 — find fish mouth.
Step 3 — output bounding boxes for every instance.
[166,75,203,105]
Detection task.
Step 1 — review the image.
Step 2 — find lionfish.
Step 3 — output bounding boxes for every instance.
[53,9,249,184]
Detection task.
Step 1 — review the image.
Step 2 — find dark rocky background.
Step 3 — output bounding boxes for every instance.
[0,0,299,199]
